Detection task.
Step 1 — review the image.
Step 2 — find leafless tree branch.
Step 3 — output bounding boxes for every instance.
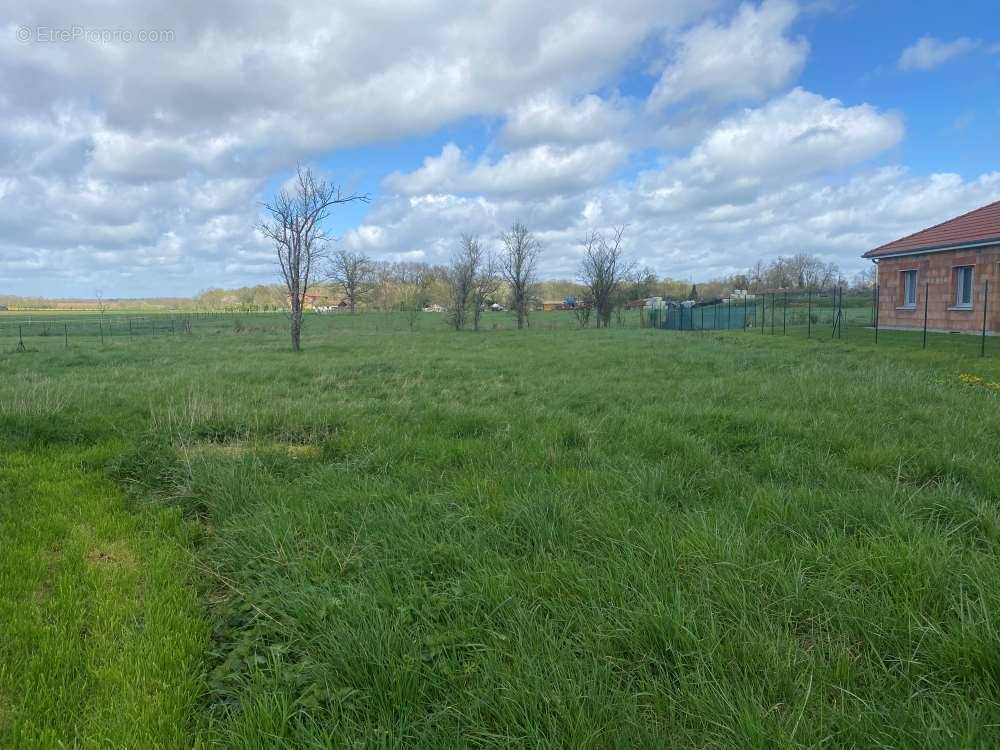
[258,164,369,351]
[578,225,633,328]
[328,250,374,312]
[499,221,540,330]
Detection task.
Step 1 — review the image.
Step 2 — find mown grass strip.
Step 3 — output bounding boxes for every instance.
[0,445,206,748]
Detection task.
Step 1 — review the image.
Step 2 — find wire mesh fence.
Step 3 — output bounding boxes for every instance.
[1,307,592,351]
[652,283,995,358]
[2,311,242,352]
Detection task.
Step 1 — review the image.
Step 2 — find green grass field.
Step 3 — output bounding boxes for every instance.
[2,312,1000,748]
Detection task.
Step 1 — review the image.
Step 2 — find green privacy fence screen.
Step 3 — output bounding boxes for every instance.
[651,300,752,331]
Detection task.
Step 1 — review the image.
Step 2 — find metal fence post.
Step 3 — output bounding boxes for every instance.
[982,279,989,357]
[839,286,844,339]
[831,288,839,340]
[874,284,880,344]
[783,291,787,334]
[842,286,847,340]
[807,289,812,338]
[922,282,929,349]
[64,324,68,349]
[771,293,775,335]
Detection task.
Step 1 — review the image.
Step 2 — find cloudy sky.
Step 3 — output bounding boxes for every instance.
[2,0,999,297]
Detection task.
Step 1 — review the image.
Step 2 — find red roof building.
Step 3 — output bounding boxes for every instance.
[863,200,1000,335]
[864,200,1000,259]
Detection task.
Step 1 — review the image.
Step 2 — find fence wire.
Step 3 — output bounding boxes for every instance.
[650,284,994,358]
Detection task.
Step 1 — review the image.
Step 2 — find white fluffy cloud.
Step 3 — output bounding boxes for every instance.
[346,91,918,278]
[898,36,979,71]
[502,93,634,148]
[3,0,709,176]
[638,89,904,210]
[1,0,996,296]
[648,0,808,109]
[384,141,629,197]
[0,0,712,294]
[346,166,1000,282]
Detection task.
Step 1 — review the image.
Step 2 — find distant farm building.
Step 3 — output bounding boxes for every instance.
[542,296,585,312]
[287,293,328,310]
[0,305,7,312]
[286,293,349,312]
[864,200,1000,335]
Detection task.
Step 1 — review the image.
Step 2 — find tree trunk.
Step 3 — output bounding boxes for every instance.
[290,299,302,352]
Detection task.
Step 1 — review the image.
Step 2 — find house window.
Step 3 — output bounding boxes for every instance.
[954,265,974,308]
[901,269,917,307]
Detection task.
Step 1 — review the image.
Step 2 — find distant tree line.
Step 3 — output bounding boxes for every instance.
[234,168,877,350]
[723,254,873,295]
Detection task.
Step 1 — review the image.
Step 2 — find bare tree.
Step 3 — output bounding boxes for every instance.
[499,221,540,330]
[470,244,500,333]
[626,266,657,301]
[397,262,432,331]
[446,235,478,331]
[258,165,368,351]
[748,254,839,292]
[852,265,876,291]
[369,261,395,313]
[579,226,632,328]
[329,249,373,312]
[748,259,766,292]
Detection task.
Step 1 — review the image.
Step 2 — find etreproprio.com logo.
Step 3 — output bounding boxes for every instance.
[16,25,175,44]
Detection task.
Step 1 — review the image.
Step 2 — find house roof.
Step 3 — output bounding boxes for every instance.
[863,200,1000,259]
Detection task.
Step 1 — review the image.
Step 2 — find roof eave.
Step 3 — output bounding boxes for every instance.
[863,236,1000,261]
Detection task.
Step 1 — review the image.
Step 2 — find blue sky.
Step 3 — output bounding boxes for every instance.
[2,0,999,297]
[797,2,999,177]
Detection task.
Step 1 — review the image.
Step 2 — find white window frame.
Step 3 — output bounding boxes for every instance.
[954,265,974,309]
[900,269,918,308]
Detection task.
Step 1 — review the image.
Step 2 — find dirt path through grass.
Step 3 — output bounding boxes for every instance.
[0,445,206,748]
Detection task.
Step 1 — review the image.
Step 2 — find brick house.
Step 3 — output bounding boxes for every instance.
[863,200,1000,335]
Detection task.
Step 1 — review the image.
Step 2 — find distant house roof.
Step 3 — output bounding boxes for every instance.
[863,200,1000,259]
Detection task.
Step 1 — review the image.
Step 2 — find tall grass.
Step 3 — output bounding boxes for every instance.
[2,312,1000,747]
